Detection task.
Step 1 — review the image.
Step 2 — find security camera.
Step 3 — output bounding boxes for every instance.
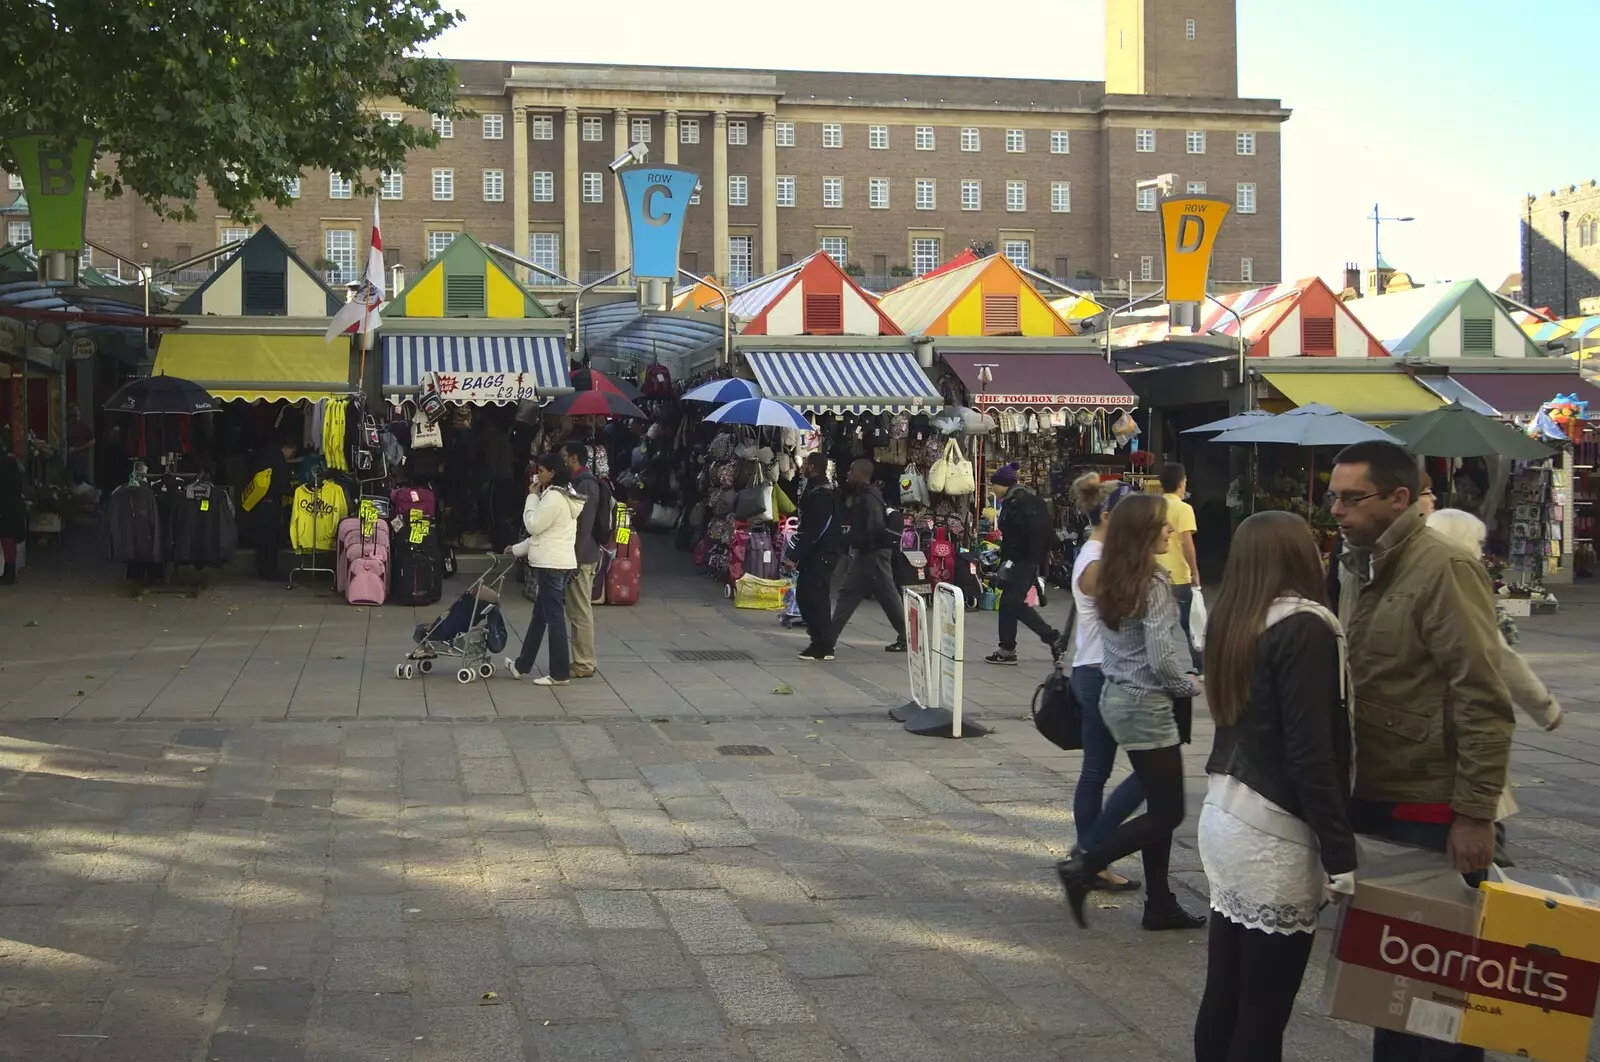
[608,142,650,173]
[1136,173,1180,198]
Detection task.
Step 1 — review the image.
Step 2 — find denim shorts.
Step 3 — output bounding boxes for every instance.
[1098,681,1179,751]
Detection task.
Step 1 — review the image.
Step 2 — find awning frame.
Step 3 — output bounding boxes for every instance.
[743,349,941,415]
[381,333,574,405]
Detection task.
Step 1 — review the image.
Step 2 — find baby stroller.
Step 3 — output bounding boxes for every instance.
[396,554,512,683]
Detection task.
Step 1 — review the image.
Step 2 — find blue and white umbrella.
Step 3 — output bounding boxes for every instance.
[703,397,813,431]
[683,378,762,404]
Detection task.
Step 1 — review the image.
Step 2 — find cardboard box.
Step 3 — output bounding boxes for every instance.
[1323,852,1600,1062]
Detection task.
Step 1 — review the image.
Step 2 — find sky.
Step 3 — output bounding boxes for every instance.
[430,0,1600,291]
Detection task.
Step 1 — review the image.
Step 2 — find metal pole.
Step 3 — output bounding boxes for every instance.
[1373,204,1383,296]
[1560,210,1571,318]
[483,243,574,286]
[1103,284,1166,364]
[572,266,629,367]
[679,269,731,370]
[1525,197,1534,307]
[1205,294,1249,407]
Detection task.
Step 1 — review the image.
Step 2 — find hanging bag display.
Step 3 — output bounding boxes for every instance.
[410,411,443,450]
[932,438,976,496]
[900,464,930,507]
[927,442,950,494]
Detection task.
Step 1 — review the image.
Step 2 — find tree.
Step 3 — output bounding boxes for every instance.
[0,0,463,221]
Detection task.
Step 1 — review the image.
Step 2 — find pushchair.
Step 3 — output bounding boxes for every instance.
[395,554,512,683]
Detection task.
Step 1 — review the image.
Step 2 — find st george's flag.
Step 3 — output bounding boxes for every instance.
[324,198,384,343]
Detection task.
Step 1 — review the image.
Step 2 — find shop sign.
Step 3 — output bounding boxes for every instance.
[903,589,933,709]
[1160,195,1231,304]
[70,335,95,360]
[933,583,968,737]
[980,392,1128,408]
[617,166,700,280]
[428,370,541,405]
[4,133,98,252]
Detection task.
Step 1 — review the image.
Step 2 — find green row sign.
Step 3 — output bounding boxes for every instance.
[5,133,97,253]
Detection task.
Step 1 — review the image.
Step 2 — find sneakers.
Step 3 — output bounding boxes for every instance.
[885,641,907,653]
[532,675,570,687]
[985,650,1019,665]
[501,656,525,679]
[797,646,835,661]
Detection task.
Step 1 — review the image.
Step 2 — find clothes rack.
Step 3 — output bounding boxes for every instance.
[289,464,339,590]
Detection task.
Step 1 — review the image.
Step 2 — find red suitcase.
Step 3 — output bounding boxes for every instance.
[606,520,640,606]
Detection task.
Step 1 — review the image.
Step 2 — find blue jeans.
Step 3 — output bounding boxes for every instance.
[1070,665,1146,851]
[1173,583,1202,670]
[516,568,572,680]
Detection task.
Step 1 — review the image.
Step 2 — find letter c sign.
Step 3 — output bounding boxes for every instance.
[643,183,673,226]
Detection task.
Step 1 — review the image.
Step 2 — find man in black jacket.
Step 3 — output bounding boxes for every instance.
[987,463,1059,664]
[816,458,907,657]
[250,437,298,581]
[794,454,843,661]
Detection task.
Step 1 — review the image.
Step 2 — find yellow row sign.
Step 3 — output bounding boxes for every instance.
[1160,195,1232,304]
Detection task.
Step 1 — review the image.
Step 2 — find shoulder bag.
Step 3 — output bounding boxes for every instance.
[1030,594,1082,750]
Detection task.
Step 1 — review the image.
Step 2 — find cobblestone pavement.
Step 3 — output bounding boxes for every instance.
[2,547,1599,1060]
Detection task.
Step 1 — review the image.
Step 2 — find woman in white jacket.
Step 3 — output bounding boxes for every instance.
[503,453,586,686]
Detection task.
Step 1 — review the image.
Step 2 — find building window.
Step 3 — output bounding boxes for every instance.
[1240,257,1254,282]
[915,126,935,151]
[427,230,458,260]
[1051,181,1071,213]
[1187,181,1207,194]
[915,179,936,211]
[1581,214,1600,248]
[1135,128,1155,152]
[220,226,251,248]
[6,173,20,191]
[533,171,554,202]
[329,173,353,199]
[432,168,453,201]
[582,116,603,142]
[286,177,300,199]
[1005,129,1026,153]
[1136,186,1157,211]
[531,232,560,284]
[821,237,849,268]
[431,113,453,138]
[728,120,748,146]
[822,123,842,149]
[680,119,700,144]
[482,113,504,140]
[728,235,754,287]
[631,117,651,143]
[1006,180,1026,212]
[1003,240,1030,271]
[960,127,980,152]
[1139,255,1154,282]
[1050,130,1070,154]
[324,229,356,284]
[379,170,403,200]
[6,220,30,247]
[728,174,748,206]
[1186,130,1206,154]
[1236,182,1257,213]
[381,111,403,125]
[776,175,796,208]
[869,178,889,210]
[822,177,843,208]
[911,237,941,277]
[1237,131,1257,155]
[775,121,795,147]
[582,172,603,203]
[531,114,553,140]
[483,169,504,202]
[1186,17,1197,39]
[961,180,980,211]
[869,125,889,150]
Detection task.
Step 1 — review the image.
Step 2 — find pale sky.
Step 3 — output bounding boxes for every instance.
[431,0,1599,291]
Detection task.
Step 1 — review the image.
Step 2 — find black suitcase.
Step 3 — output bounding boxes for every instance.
[391,519,443,606]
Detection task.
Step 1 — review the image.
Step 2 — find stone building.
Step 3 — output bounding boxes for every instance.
[1521,180,1600,316]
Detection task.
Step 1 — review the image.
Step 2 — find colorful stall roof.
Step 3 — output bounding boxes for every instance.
[1112,277,1387,358]
[708,253,900,336]
[878,254,1073,337]
[1345,279,1539,359]
[672,276,725,311]
[386,233,549,319]
[1048,292,1106,321]
[178,226,343,317]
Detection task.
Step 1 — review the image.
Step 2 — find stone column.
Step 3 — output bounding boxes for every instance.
[511,106,530,283]
[760,113,778,275]
[562,107,580,279]
[613,108,630,276]
[664,110,679,165]
[713,111,729,283]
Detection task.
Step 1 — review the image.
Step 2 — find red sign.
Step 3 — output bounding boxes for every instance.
[980,393,1128,408]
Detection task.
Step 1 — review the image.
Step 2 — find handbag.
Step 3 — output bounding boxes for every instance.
[942,439,976,495]
[649,504,680,530]
[411,411,443,449]
[1031,596,1083,750]
[900,464,930,507]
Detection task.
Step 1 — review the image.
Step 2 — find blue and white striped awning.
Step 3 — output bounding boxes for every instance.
[382,334,572,404]
[743,350,941,414]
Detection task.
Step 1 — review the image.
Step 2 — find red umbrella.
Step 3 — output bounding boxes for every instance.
[545,389,647,419]
[572,367,643,400]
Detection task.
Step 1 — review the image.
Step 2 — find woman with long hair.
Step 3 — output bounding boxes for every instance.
[1067,474,1142,892]
[1193,511,1354,1062]
[503,453,586,686]
[1056,493,1206,932]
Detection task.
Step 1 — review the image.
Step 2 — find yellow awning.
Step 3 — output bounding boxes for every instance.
[1263,372,1442,419]
[154,332,352,403]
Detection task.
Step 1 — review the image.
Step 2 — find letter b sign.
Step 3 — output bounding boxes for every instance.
[4,133,98,252]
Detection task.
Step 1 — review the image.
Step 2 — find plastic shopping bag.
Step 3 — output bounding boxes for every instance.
[1188,587,1208,651]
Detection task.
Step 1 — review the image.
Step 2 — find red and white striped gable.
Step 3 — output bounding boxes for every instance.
[732,253,902,336]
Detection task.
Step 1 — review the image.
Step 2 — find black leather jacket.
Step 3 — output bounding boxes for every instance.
[1204,612,1357,876]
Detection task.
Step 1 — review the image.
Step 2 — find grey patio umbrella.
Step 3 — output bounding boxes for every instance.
[1208,404,1399,447]
[1386,401,1554,460]
[1182,408,1275,434]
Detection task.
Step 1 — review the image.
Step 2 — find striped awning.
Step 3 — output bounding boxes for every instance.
[382,334,571,405]
[743,350,941,413]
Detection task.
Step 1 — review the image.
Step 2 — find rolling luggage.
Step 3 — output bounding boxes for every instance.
[606,514,640,606]
[391,510,442,606]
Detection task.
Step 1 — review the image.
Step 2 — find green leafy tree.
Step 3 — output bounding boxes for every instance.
[0,0,463,220]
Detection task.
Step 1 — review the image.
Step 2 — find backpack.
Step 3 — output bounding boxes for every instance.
[591,478,617,546]
[643,364,673,397]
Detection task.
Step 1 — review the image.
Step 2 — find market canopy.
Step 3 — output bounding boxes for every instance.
[742,349,940,413]
[153,331,351,402]
[1209,404,1399,447]
[381,334,571,405]
[1444,373,1600,416]
[1386,401,1555,459]
[941,352,1136,411]
[1261,371,1442,420]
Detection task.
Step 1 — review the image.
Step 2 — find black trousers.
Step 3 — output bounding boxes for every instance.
[1194,911,1317,1062]
[254,500,282,580]
[822,549,905,651]
[795,553,838,637]
[997,563,1057,651]
[1078,744,1185,905]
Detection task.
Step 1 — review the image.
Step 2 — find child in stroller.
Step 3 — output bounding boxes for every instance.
[395,555,511,683]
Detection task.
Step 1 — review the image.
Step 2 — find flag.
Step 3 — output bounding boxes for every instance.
[324,198,385,343]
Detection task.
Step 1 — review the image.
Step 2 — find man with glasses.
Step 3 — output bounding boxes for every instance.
[1328,440,1514,1062]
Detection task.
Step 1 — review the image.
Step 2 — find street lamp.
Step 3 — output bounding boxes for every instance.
[1560,209,1572,318]
[1369,204,1415,296]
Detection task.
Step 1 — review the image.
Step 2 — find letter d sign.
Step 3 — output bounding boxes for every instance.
[5,133,98,253]
[1159,195,1231,304]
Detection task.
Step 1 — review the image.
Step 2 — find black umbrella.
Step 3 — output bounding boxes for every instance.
[103,375,219,416]
[544,389,647,419]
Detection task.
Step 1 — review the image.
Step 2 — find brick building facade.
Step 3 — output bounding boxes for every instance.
[3,0,1288,299]
[1522,180,1600,317]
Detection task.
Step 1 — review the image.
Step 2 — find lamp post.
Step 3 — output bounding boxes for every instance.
[1560,209,1571,318]
[1370,204,1415,296]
